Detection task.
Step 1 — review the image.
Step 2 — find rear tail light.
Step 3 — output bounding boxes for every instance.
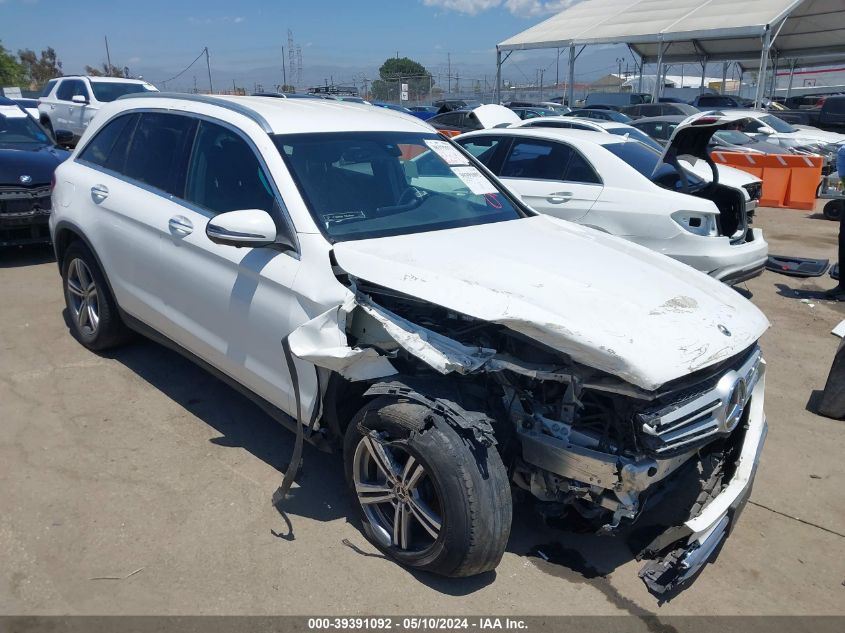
[439,129,462,138]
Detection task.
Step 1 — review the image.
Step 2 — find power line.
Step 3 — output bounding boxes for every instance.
[155,48,208,86]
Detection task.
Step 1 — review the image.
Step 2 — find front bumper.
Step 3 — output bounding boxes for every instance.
[637,365,768,595]
[0,185,52,247]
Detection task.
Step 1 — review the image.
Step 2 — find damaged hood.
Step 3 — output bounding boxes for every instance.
[333,216,769,391]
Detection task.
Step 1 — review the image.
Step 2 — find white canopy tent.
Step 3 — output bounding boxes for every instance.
[496,0,845,106]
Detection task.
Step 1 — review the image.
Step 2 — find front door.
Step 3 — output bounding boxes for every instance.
[148,118,303,413]
[497,138,603,221]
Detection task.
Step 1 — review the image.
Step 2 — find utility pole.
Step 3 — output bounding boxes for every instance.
[104,36,112,71]
[282,46,286,90]
[447,53,451,94]
[205,47,213,93]
[539,68,544,101]
[193,75,197,93]
[556,48,560,88]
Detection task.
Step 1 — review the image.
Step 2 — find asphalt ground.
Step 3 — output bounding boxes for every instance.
[1,203,843,616]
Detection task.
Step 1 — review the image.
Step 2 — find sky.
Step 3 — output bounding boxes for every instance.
[0,0,637,91]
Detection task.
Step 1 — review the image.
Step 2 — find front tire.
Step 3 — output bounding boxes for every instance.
[62,241,130,351]
[344,396,512,577]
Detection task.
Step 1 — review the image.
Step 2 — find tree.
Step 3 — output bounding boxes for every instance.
[18,47,62,87]
[0,40,25,86]
[370,56,432,102]
[85,63,125,78]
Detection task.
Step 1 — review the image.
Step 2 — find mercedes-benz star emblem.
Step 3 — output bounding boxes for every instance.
[722,378,748,432]
[19,175,32,184]
[718,324,732,337]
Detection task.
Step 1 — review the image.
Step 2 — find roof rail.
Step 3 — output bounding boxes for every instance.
[115,92,273,133]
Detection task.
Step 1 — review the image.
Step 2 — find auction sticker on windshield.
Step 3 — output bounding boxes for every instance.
[425,139,470,165]
[451,165,497,195]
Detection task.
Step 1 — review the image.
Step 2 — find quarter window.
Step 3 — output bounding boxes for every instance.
[78,113,139,172]
[40,79,58,98]
[184,121,275,215]
[124,113,197,196]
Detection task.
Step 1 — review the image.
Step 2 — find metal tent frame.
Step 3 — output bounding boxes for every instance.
[496,0,845,107]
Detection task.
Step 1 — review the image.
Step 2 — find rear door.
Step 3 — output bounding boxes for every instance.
[495,137,602,221]
[53,79,77,131]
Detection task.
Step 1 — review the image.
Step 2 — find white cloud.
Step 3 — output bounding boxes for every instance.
[422,0,579,17]
[188,15,247,25]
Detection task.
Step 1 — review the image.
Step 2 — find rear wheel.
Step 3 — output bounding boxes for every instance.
[344,396,512,577]
[823,200,843,221]
[62,241,131,351]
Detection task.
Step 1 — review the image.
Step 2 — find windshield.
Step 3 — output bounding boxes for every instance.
[607,127,662,151]
[760,114,797,134]
[714,130,753,145]
[90,81,156,102]
[0,109,51,148]
[603,140,702,190]
[274,131,523,242]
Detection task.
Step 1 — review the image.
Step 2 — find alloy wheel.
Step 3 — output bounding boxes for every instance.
[66,258,100,337]
[353,432,443,552]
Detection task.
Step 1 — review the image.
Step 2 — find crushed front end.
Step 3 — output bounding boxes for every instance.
[508,344,766,595]
[288,270,767,595]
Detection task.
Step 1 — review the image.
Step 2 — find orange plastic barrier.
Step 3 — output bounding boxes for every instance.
[711,151,823,210]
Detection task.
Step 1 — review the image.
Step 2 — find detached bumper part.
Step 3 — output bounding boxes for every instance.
[637,368,767,595]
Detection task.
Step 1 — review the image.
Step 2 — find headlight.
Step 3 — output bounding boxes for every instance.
[672,211,718,237]
[742,181,762,201]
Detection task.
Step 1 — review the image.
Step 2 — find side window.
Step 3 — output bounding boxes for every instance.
[464,113,483,131]
[743,120,763,133]
[501,139,570,180]
[435,112,461,127]
[124,112,197,196]
[78,113,139,172]
[564,148,601,184]
[523,110,539,119]
[184,121,275,215]
[40,79,58,98]
[56,80,75,101]
[72,81,90,101]
[457,137,504,168]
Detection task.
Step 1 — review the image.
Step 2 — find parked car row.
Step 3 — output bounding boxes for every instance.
[46,93,770,594]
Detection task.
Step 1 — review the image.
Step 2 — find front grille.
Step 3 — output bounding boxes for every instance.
[0,185,52,216]
[636,347,762,457]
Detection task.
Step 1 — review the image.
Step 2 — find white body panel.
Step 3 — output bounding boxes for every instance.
[458,127,767,282]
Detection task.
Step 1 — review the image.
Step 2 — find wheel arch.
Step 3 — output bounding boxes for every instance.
[52,221,119,305]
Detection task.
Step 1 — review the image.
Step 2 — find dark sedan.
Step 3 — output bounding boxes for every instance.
[565,109,632,123]
[0,98,71,248]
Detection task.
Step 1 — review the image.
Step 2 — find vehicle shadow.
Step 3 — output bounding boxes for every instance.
[0,244,55,268]
[774,282,842,301]
[88,330,684,599]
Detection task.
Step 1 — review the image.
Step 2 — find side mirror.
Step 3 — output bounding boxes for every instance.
[71,94,88,105]
[757,125,775,135]
[54,129,74,146]
[206,209,280,248]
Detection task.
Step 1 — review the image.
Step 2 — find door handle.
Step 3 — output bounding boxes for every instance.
[90,184,109,203]
[168,215,193,235]
[547,192,573,204]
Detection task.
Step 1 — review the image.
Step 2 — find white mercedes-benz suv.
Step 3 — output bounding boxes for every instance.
[50,94,769,593]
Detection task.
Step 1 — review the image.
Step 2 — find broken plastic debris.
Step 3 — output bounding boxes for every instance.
[832,320,845,339]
